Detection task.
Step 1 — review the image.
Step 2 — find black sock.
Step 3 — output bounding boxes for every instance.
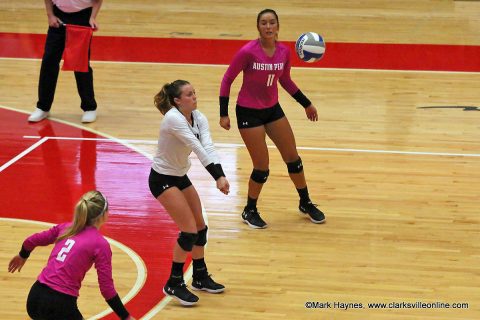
[193,258,208,280]
[246,196,257,210]
[297,187,310,203]
[167,261,184,286]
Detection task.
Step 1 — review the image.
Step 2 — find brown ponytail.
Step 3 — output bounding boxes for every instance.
[154,80,190,115]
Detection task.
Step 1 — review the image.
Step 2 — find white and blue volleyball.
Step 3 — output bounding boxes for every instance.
[295,32,325,63]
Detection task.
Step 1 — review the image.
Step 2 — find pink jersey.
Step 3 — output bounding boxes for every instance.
[220,39,299,110]
[23,223,117,299]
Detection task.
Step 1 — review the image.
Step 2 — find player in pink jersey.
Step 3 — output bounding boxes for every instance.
[219,9,326,229]
[8,191,134,320]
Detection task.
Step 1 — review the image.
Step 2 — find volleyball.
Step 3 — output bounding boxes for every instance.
[295,32,326,63]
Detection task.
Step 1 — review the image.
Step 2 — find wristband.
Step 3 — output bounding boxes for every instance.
[106,294,130,319]
[215,163,225,177]
[19,245,31,259]
[219,96,229,117]
[206,163,222,180]
[292,90,311,108]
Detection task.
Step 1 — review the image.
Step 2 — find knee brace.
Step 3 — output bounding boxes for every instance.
[177,231,198,252]
[250,169,270,184]
[287,157,303,174]
[195,226,208,246]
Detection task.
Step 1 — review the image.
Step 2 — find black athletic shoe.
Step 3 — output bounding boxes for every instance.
[192,274,225,293]
[242,207,267,229]
[163,282,199,306]
[299,201,326,224]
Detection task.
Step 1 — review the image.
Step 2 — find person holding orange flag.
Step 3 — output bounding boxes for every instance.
[28,0,103,123]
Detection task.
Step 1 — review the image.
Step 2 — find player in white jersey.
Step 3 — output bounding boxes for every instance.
[149,80,230,306]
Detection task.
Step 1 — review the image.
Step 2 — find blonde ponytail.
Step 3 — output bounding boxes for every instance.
[57,191,108,241]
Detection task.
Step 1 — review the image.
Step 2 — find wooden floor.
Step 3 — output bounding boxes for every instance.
[1,1,479,319]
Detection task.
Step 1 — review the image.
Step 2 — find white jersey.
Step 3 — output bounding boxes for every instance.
[152,108,220,176]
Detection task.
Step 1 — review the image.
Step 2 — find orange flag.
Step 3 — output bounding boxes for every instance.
[62,24,93,72]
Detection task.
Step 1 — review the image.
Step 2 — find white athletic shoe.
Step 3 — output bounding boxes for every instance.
[81,110,97,123]
[28,108,49,122]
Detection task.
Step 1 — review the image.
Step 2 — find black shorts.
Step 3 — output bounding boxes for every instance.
[148,168,192,198]
[236,103,285,129]
[27,281,82,320]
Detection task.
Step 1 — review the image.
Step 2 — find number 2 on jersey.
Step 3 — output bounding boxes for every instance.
[266,74,275,86]
[56,239,76,262]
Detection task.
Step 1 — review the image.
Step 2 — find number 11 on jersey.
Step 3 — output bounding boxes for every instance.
[266,74,275,86]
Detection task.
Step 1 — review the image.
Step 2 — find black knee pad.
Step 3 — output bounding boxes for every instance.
[287,157,303,173]
[251,169,269,184]
[195,226,208,246]
[177,231,198,252]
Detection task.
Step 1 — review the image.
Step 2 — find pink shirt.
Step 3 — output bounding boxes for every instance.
[23,223,117,299]
[220,39,299,109]
[53,0,93,13]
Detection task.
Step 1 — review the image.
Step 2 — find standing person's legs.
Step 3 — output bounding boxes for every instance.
[182,186,225,293]
[182,185,205,261]
[240,126,270,199]
[66,6,98,120]
[74,43,97,115]
[265,117,305,187]
[265,117,326,223]
[36,26,65,112]
[159,187,197,260]
[157,187,200,305]
[75,65,97,112]
[238,126,270,228]
[75,62,98,122]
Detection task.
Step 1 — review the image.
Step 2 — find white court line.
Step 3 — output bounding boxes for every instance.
[0,137,49,173]
[2,57,480,74]
[23,135,480,158]
[24,135,157,145]
[0,104,153,162]
[0,217,146,320]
